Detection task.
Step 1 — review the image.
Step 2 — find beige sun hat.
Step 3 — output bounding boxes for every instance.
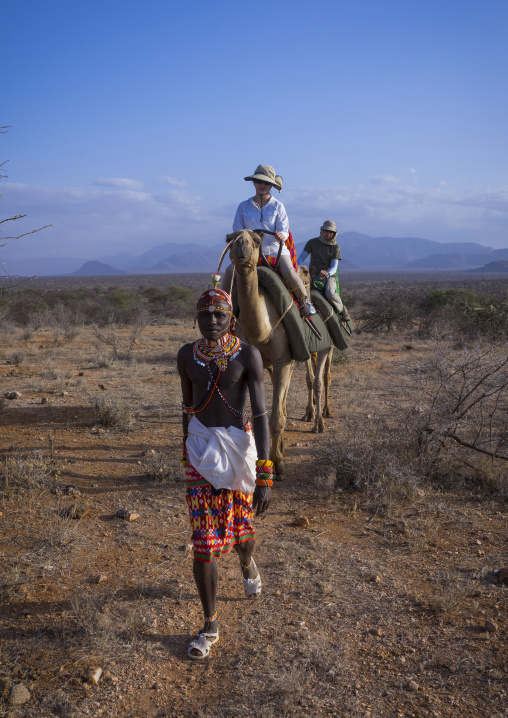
[244,164,283,191]
[321,220,337,234]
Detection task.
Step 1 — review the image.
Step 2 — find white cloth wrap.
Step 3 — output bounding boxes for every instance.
[186,416,257,493]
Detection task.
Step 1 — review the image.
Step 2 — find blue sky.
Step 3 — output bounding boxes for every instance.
[2,0,508,261]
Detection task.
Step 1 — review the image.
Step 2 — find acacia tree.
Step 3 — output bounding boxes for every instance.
[1,126,51,287]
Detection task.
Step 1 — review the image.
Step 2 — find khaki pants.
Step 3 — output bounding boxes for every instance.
[323,275,344,314]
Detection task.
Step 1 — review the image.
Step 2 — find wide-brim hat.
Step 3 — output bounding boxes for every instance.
[244,164,283,191]
[321,220,337,234]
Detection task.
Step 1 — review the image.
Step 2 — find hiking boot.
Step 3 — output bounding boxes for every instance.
[303,300,317,317]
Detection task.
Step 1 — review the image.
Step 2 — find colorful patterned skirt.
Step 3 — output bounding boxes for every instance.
[185,463,255,563]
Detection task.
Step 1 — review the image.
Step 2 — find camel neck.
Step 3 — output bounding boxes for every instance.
[235,264,271,343]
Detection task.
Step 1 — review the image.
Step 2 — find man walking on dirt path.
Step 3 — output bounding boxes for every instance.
[298,220,350,321]
[177,287,273,659]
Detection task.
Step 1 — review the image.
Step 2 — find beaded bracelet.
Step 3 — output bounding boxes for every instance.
[182,403,194,415]
[256,459,274,487]
[256,477,273,487]
[252,409,268,419]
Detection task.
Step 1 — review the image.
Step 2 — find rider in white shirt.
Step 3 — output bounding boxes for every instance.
[229,164,315,317]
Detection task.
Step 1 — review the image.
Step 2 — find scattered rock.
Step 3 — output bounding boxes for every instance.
[116,509,139,521]
[51,484,82,497]
[474,567,491,580]
[484,619,498,633]
[86,667,102,685]
[66,485,82,497]
[292,516,310,527]
[9,683,31,706]
[41,397,49,405]
[495,567,508,585]
[60,391,69,397]
[60,503,88,520]
[370,574,381,583]
[369,627,383,636]
[98,384,108,391]
[78,371,84,376]
[489,669,504,680]
[407,680,419,692]
[4,391,21,400]
[93,574,108,584]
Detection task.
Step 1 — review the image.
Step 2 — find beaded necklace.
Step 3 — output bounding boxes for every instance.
[188,333,245,418]
[193,333,242,370]
[205,361,247,418]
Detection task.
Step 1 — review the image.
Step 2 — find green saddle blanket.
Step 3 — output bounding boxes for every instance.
[309,289,349,351]
[231,266,331,362]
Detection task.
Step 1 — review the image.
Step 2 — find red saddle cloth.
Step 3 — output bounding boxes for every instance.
[257,230,298,272]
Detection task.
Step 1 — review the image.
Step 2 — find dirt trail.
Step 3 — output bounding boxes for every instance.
[0,327,506,717]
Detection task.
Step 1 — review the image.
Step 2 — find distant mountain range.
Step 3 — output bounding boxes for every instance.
[5,233,508,276]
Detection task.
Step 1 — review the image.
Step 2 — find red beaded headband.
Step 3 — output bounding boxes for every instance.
[196,288,233,315]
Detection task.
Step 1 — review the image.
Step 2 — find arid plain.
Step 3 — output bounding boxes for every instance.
[1,272,507,718]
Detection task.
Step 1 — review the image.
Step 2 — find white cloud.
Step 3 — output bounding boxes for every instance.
[93,178,144,190]
[285,181,508,245]
[157,175,188,187]
[2,177,508,261]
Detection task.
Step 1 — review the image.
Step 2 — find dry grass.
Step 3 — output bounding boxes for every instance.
[90,394,133,430]
[0,276,506,717]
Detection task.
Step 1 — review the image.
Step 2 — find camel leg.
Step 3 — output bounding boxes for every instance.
[323,348,334,418]
[269,361,294,479]
[312,350,329,433]
[302,357,315,422]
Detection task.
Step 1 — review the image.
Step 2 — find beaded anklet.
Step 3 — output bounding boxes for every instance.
[204,612,217,623]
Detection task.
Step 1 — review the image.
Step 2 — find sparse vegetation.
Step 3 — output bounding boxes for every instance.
[0,272,506,718]
[142,449,176,482]
[91,395,133,429]
[68,594,136,654]
[1,450,50,497]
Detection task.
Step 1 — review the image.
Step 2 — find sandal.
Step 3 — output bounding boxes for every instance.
[187,628,219,660]
[242,559,262,598]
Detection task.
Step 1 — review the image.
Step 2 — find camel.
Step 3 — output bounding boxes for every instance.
[298,265,334,433]
[224,229,332,477]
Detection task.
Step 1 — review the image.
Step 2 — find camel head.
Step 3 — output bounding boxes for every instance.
[226,230,263,274]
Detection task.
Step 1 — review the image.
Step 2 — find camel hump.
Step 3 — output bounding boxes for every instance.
[231,267,332,361]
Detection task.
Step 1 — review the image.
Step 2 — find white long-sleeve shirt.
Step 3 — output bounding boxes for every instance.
[233,196,290,257]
